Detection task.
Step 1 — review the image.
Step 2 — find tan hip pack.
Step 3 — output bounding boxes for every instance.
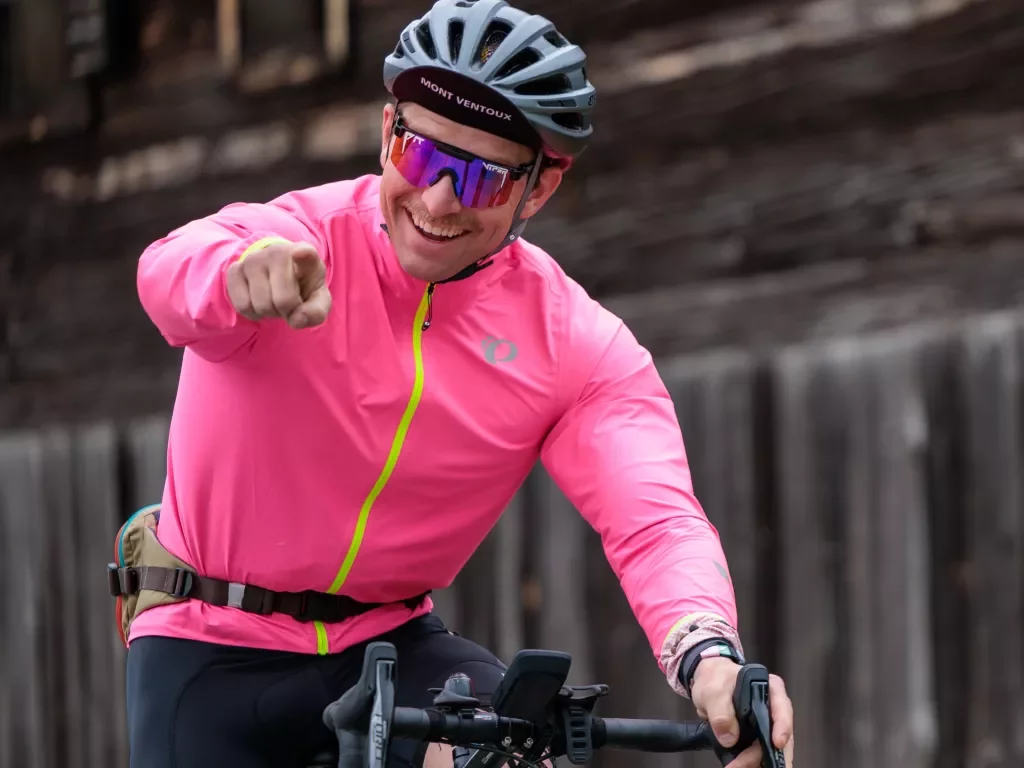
[107,505,429,646]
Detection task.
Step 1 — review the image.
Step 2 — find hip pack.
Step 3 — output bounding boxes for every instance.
[108,504,193,646]
[107,505,429,646]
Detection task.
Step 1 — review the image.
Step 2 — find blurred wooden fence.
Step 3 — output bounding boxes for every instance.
[1,309,1021,768]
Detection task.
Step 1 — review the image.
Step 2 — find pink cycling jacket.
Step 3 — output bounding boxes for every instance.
[133,174,741,688]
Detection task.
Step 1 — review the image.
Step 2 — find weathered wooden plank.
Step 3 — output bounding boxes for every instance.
[0,432,50,768]
[72,423,128,768]
[917,328,970,768]
[858,329,939,768]
[492,489,526,665]
[36,428,83,768]
[826,339,880,768]
[958,311,1024,768]
[773,341,843,768]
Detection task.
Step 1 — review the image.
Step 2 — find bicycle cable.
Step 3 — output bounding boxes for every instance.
[457,743,546,768]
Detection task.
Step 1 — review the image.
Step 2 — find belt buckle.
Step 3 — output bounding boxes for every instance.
[227,582,246,610]
[170,568,194,598]
[107,563,123,596]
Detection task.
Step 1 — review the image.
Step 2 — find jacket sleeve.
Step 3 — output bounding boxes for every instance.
[137,194,328,362]
[540,307,743,696]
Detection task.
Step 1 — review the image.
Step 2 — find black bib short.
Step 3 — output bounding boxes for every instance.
[125,613,506,768]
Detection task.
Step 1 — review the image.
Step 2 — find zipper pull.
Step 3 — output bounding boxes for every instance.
[422,283,435,331]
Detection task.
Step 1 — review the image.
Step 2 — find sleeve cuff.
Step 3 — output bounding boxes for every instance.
[237,236,293,262]
[659,612,745,699]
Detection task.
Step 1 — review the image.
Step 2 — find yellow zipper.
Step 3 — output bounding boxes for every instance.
[313,284,433,654]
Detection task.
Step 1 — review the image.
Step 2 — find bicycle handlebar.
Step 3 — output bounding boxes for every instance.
[597,717,715,752]
[386,707,716,753]
[322,642,785,768]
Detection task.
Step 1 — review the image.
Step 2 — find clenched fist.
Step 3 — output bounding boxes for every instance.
[691,658,794,768]
[226,241,332,329]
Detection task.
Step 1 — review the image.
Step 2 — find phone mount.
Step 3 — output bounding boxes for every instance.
[552,683,609,764]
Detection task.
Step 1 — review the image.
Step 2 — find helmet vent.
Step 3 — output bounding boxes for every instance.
[553,112,585,132]
[539,98,576,109]
[448,20,465,61]
[543,30,568,48]
[474,20,513,67]
[415,22,438,59]
[393,41,405,58]
[494,47,540,79]
[514,73,571,96]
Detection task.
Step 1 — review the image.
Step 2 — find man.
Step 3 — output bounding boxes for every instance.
[128,1,795,767]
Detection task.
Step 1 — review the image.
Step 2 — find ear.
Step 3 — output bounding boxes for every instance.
[380,103,396,169]
[519,164,564,220]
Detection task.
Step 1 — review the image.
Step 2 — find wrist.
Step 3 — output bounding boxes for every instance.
[678,639,744,697]
[660,612,745,699]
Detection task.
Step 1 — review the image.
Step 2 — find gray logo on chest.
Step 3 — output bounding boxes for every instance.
[482,336,517,364]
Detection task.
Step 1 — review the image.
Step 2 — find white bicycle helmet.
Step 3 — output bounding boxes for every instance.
[383,0,596,162]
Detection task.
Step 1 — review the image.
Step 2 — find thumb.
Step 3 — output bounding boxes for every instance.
[707,702,740,749]
[692,663,741,753]
[693,670,740,749]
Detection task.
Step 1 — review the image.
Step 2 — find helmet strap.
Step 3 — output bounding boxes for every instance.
[436,155,544,284]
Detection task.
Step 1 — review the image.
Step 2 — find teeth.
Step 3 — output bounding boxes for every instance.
[409,210,465,239]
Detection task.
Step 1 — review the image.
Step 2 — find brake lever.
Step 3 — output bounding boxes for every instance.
[323,642,399,768]
[712,664,786,768]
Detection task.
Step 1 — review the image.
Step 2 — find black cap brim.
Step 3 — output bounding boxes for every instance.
[391,66,541,153]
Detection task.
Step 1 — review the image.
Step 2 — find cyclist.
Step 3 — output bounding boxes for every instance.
[128,1,794,767]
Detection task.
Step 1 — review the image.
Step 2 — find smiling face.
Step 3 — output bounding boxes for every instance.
[378,101,563,283]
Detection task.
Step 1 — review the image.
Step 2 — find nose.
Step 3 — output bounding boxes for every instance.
[421,172,463,218]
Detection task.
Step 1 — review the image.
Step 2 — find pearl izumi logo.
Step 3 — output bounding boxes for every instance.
[482,336,517,363]
[421,77,513,121]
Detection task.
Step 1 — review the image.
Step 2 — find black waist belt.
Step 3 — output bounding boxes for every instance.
[108,565,429,624]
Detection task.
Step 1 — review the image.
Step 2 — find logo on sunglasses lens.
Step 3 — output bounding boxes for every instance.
[482,163,509,182]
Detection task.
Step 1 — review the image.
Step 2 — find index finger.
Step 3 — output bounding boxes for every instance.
[289,243,324,277]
